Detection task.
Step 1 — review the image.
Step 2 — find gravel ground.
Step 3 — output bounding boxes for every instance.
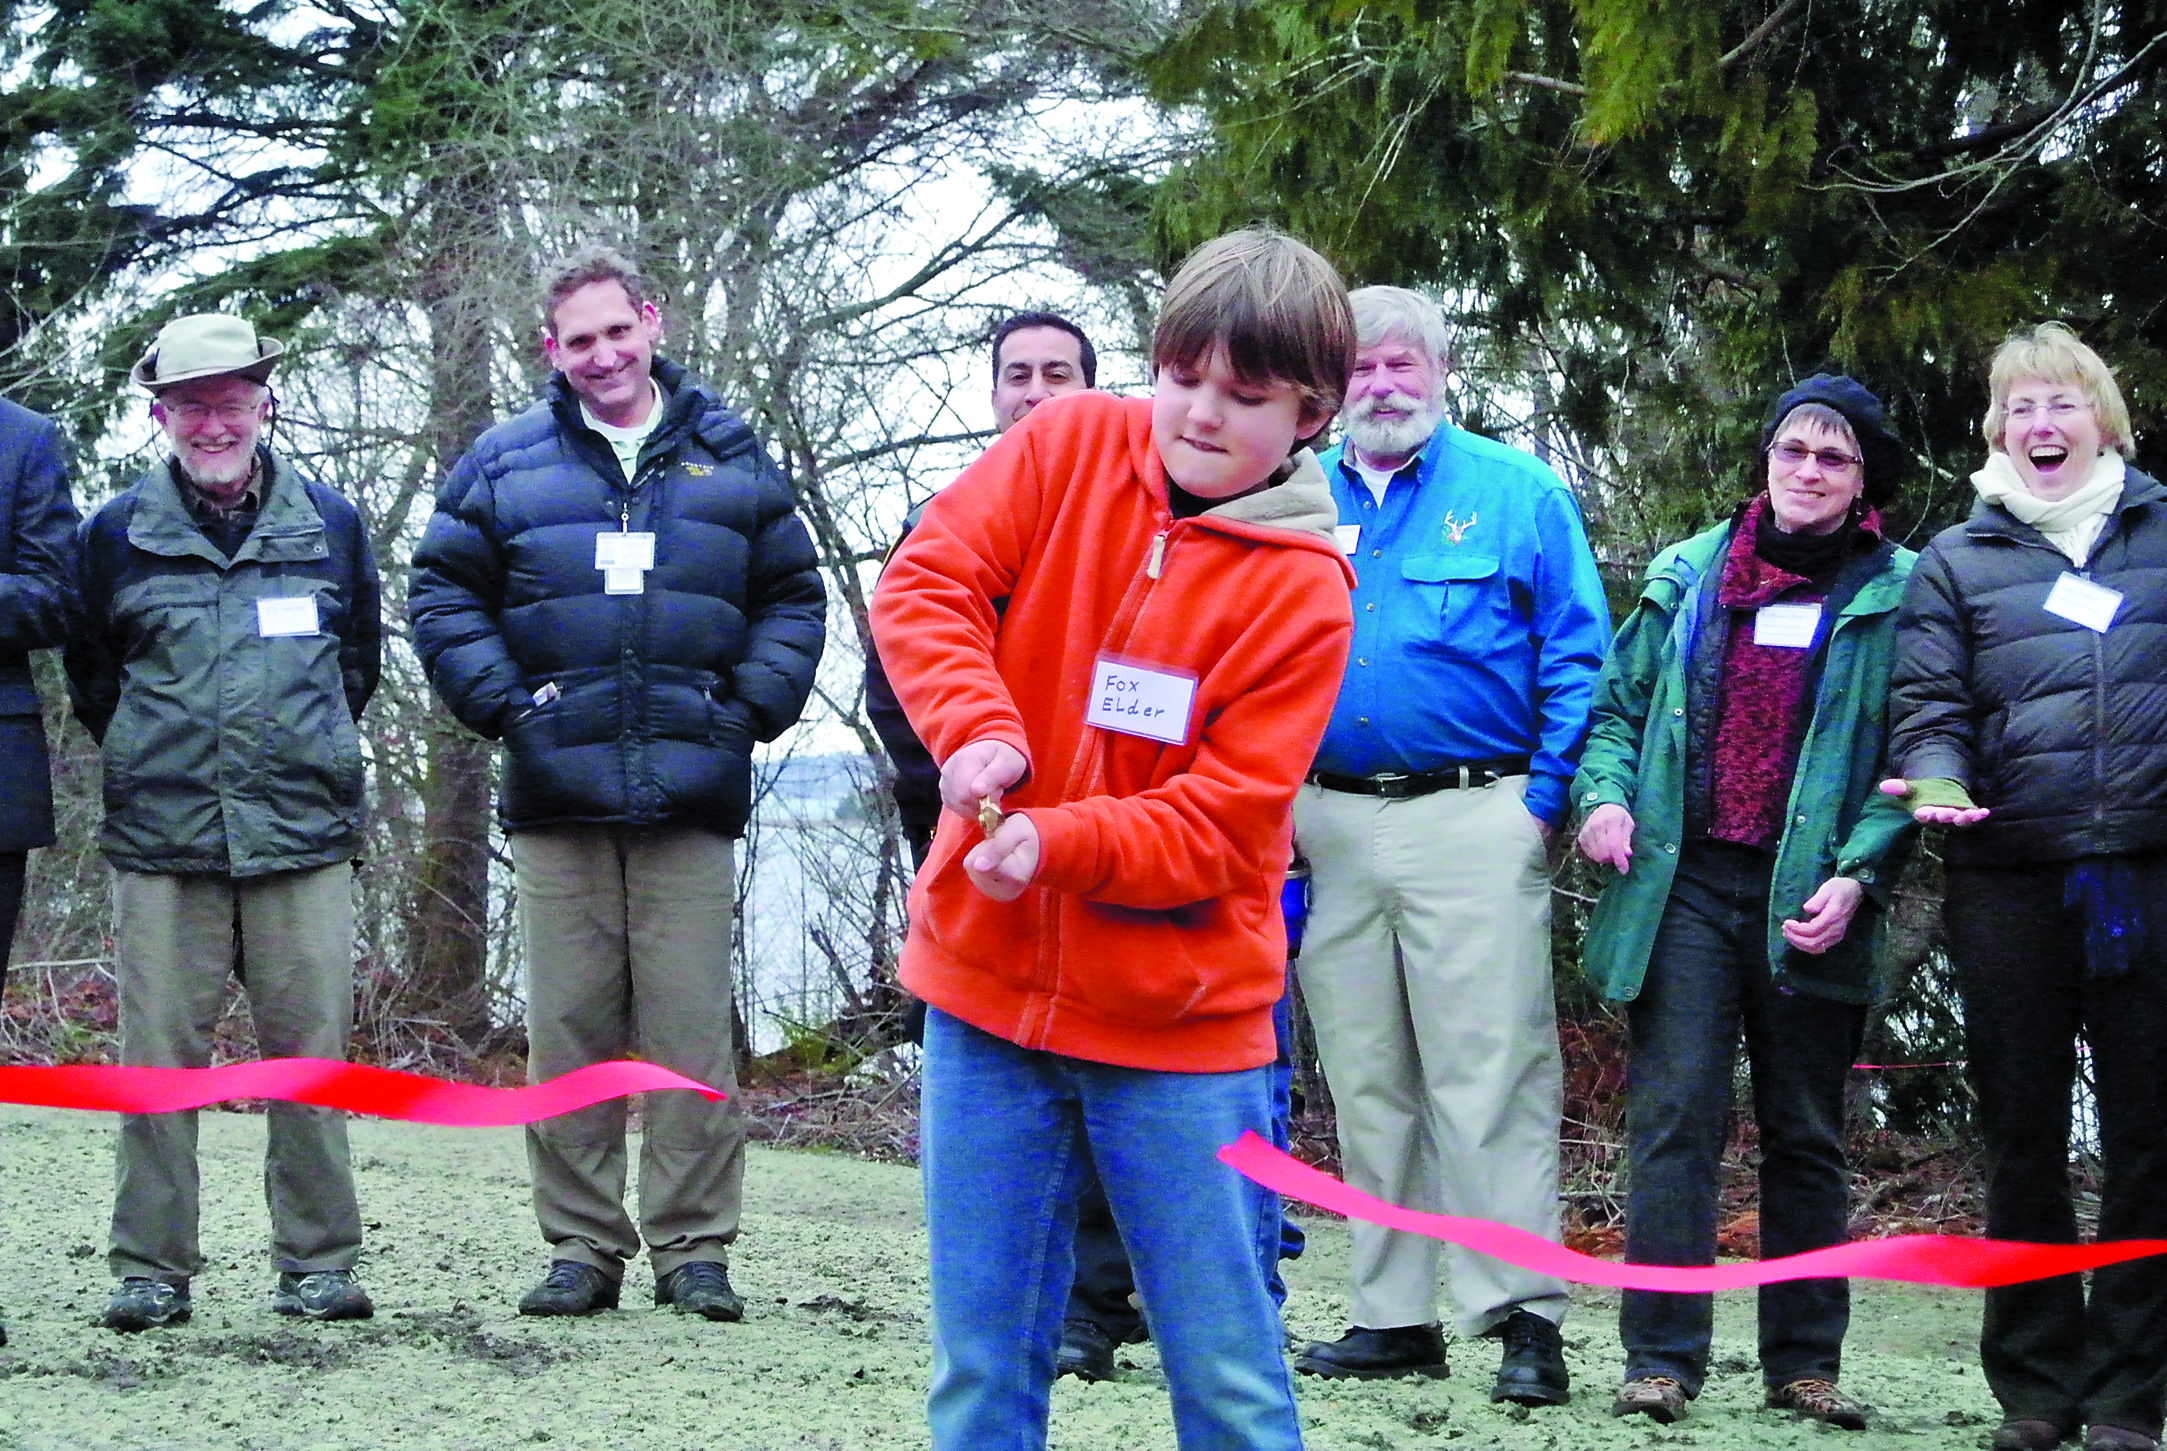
[0,1104,2007,1450]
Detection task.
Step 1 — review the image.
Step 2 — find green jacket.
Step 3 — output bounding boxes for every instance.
[1571,518,1918,1004]
[65,452,382,877]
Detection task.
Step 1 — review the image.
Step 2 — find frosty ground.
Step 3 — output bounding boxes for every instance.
[0,1104,2007,1450]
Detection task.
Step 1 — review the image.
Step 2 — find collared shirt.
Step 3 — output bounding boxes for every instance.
[1313,423,1611,825]
[581,380,664,481]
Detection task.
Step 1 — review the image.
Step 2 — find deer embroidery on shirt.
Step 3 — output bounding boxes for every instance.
[1442,510,1478,545]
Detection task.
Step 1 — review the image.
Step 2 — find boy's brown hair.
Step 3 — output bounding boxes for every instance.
[1151,228,1357,422]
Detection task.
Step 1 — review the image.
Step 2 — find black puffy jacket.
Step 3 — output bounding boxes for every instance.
[409,360,825,838]
[0,398,81,853]
[1888,467,2167,867]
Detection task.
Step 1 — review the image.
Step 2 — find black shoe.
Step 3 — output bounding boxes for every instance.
[271,1270,374,1321]
[1294,1324,1448,1380]
[103,1277,191,1332]
[1991,1422,2069,1451]
[654,1261,743,1322]
[518,1260,620,1316]
[1057,1319,1120,1382]
[1488,1308,1570,1406]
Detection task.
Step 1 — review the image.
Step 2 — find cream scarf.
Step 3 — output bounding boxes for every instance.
[1971,450,2127,566]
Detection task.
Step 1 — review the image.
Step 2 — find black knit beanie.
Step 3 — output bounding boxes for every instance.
[1758,373,1908,506]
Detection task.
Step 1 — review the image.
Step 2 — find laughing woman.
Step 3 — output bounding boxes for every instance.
[1884,323,2167,1451]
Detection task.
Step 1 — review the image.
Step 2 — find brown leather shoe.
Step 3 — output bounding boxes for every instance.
[1293,1324,1447,1380]
[1992,1421,2069,1451]
[1767,1377,1868,1430]
[1612,1375,1689,1423]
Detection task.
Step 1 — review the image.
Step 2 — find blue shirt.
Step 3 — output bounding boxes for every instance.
[1313,424,1611,826]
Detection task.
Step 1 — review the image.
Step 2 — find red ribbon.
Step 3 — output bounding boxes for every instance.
[0,1058,720,1127]
[1219,1132,2167,1290]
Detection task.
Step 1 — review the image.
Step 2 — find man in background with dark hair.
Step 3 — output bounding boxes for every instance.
[411,245,825,1324]
[867,312,1096,864]
[0,390,82,1347]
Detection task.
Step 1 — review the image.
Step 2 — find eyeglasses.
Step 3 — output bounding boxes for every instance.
[2005,400,2090,423]
[162,401,262,427]
[1772,440,1861,473]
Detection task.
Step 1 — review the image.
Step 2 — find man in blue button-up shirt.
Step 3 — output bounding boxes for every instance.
[1291,288,1610,1403]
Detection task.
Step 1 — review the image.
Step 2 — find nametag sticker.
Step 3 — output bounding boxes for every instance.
[594,531,656,571]
[1334,524,1361,555]
[1753,602,1822,649]
[602,567,645,595]
[255,596,320,638]
[1085,655,1197,746]
[2043,572,2122,633]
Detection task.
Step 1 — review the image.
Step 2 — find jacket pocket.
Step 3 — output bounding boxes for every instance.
[1065,898,1231,1026]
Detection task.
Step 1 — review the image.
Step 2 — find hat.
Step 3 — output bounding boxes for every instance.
[130,314,283,392]
[1759,373,1908,505]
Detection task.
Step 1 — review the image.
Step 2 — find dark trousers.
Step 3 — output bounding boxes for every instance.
[1621,841,1865,1394]
[0,850,26,986]
[1064,983,1305,1338]
[1946,859,2167,1439]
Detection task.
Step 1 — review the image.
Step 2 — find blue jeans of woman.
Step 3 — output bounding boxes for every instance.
[921,1008,1301,1451]
[1946,856,2167,1440]
[1621,841,1865,1395]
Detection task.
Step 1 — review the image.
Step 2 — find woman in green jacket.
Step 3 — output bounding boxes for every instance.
[1572,375,1918,1430]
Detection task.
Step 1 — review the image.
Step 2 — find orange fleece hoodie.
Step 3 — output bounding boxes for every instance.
[870,391,1355,1072]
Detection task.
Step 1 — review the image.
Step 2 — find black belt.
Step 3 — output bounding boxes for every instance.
[1307,758,1531,799]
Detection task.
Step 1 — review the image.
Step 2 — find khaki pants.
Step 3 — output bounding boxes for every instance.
[109,863,362,1284]
[1293,776,1570,1336]
[515,826,744,1280]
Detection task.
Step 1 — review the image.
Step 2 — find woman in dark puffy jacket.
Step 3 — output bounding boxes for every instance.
[1884,323,2167,1451]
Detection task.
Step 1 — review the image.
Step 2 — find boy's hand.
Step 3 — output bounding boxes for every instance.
[942,739,1027,819]
[1879,777,1991,827]
[965,813,1041,901]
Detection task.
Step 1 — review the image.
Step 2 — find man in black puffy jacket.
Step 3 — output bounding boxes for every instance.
[410,246,825,1322]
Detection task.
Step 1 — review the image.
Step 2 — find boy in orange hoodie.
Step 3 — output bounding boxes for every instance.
[872,229,1356,1449]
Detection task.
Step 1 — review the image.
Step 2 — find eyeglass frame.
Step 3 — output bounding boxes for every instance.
[1770,438,1863,474]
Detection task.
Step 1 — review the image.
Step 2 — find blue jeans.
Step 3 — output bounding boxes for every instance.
[921,1008,1302,1451]
[1063,980,1307,1337]
[1621,842,1865,1394]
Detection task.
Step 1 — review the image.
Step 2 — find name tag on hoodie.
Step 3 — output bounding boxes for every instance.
[1086,655,1196,746]
[2043,572,2122,633]
[256,596,320,637]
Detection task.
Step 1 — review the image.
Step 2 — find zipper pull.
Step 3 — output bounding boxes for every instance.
[621,501,630,532]
[1146,531,1167,579]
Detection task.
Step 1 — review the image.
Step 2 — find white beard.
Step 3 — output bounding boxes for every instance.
[1341,389,1446,459]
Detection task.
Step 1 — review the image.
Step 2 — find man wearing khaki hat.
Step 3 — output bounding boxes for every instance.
[66,313,382,1331]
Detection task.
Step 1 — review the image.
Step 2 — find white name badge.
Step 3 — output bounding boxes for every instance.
[256,596,320,638]
[1085,656,1197,746]
[594,531,656,571]
[1334,524,1361,555]
[597,530,656,596]
[1753,602,1822,649]
[2043,572,2123,633]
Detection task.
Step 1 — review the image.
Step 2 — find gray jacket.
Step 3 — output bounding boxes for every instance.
[65,451,381,876]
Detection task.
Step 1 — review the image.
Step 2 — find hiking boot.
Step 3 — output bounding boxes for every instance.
[1293,1324,1447,1380]
[1767,1376,1868,1430]
[1488,1308,1570,1405]
[271,1270,374,1321]
[1613,1375,1689,1423]
[103,1277,191,1332]
[1992,1421,2069,1451]
[2085,1428,2161,1451]
[654,1261,742,1322]
[1056,1318,1120,1382]
[518,1260,620,1316]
